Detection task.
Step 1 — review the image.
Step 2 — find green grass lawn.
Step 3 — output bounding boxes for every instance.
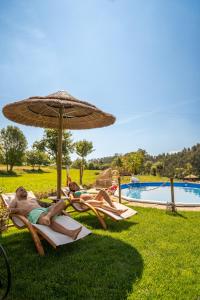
[1,208,200,300]
[0,165,170,194]
[121,175,170,184]
[0,166,98,194]
[0,167,199,299]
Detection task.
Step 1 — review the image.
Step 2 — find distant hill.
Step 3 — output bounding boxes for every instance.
[88,143,200,176]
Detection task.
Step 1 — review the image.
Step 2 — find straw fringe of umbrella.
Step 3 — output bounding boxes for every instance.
[3,91,115,129]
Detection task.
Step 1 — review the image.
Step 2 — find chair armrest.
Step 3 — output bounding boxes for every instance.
[62,210,70,216]
[9,213,32,229]
[37,200,51,208]
[70,198,82,203]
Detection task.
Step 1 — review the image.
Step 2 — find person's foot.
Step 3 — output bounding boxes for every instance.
[68,226,82,240]
[115,209,128,216]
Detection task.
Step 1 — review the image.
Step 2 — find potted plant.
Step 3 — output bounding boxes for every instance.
[0,207,9,234]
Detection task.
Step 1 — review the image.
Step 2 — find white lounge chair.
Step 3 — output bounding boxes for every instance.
[0,192,91,256]
[62,187,137,230]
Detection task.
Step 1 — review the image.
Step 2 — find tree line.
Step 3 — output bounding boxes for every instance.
[89,145,200,178]
[0,125,199,179]
[0,126,93,184]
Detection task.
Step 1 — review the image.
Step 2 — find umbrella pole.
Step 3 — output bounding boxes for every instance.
[57,107,63,199]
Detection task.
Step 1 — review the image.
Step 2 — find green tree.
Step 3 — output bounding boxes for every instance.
[175,167,185,179]
[26,150,50,170]
[144,161,153,175]
[26,150,38,170]
[111,156,123,174]
[87,162,95,170]
[74,140,94,185]
[150,164,157,176]
[122,151,144,175]
[191,144,200,174]
[0,143,4,164]
[33,129,74,166]
[154,161,164,176]
[0,126,27,172]
[36,151,50,170]
[184,162,193,176]
[71,158,85,169]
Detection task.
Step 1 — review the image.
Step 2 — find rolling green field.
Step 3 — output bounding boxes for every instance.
[0,165,169,194]
[0,166,199,299]
[0,166,98,194]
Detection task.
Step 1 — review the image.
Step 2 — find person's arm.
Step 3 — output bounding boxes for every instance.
[69,194,81,203]
[37,200,51,208]
[8,199,17,212]
[8,199,29,216]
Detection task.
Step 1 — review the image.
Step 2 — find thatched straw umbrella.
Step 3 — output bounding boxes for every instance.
[3,91,116,198]
[184,174,199,181]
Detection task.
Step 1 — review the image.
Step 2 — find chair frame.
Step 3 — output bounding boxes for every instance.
[62,188,136,230]
[0,193,88,256]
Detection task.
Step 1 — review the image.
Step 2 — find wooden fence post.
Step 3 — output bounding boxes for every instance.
[170,177,176,212]
[118,176,121,203]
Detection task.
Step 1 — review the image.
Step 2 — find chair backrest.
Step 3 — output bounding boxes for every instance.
[1,191,37,228]
[1,191,36,207]
[61,188,89,212]
[61,187,70,197]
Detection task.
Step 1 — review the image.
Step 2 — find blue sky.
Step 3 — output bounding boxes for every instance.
[0,0,199,160]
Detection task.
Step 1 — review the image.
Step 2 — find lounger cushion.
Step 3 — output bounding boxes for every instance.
[1,193,91,242]
[33,215,91,246]
[97,202,137,221]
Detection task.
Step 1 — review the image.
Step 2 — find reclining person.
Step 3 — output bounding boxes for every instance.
[68,182,127,216]
[8,186,82,240]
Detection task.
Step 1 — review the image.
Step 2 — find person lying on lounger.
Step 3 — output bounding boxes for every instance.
[8,186,82,240]
[68,182,127,216]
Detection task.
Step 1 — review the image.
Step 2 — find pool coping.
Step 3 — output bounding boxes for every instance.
[112,196,200,211]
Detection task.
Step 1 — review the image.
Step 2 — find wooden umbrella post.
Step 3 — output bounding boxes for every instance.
[66,165,70,186]
[118,176,122,203]
[57,106,63,200]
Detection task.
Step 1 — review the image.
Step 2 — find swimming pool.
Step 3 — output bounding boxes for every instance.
[118,182,200,206]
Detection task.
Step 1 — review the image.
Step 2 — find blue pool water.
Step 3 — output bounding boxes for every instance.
[120,182,200,206]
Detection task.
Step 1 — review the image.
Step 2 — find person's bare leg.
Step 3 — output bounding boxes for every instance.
[40,200,66,225]
[101,205,127,215]
[86,199,104,206]
[50,221,82,240]
[95,190,115,207]
[38,216,82,239]
[86,199,127,215]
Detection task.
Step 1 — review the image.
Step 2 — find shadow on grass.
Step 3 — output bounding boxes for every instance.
[166,211,188,219]
[0,170,21,177]
[22,169,50,174]
[1,230,143,300]
[76,213,138,232]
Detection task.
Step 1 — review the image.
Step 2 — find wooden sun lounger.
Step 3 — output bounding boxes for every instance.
[62,187,137,230]
[0,192,91,256]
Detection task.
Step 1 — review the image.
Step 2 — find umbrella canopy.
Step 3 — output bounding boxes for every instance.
[3,91,115,129]
[184,174,199,179]
[3,91,116,198]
